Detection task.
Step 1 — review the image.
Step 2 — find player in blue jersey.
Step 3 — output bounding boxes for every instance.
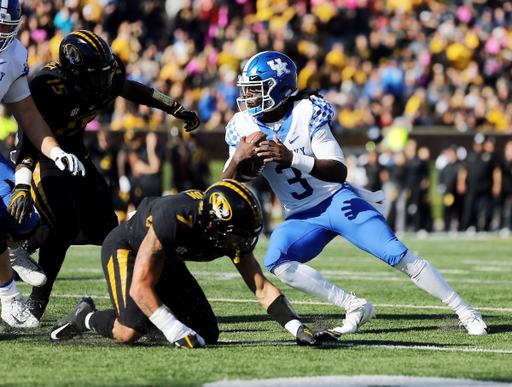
[0,0,84,328]
[0,153,41,327]
[221,51,489,335]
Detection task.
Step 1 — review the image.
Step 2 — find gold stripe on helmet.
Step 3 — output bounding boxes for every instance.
[73,30,108,57]
[207,180,260,216]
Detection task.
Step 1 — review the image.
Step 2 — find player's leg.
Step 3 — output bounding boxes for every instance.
[264,216,373,334]
[332,188,489,335]
[70,157,118,245]
[156,259,219,344]
[3,191,46,287]
[27,158,81,319]
[51,227,141,342]
[0,228,39,328]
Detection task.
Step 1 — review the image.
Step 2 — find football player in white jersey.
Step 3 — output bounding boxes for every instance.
[221,51,489,336]
[0,0,84,328]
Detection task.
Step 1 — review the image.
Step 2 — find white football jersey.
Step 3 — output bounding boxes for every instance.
[0,39,30,103]
[225,95,345,218]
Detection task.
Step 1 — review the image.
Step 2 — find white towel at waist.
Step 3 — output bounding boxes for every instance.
[345,181,386,215]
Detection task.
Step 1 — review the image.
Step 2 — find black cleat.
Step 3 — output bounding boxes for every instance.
[50,297,96,341]
[26,295,49,321]
[173,333,205,349]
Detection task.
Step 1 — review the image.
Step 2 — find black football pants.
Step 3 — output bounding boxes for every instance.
[101,224,219,344]
[30,154,118,301]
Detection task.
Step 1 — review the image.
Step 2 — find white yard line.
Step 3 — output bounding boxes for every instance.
[217,340,512,354]
[36,293,512,312]
[204,375,512,387]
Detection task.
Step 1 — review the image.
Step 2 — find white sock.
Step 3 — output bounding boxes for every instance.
[393,251,472,318]
[84,312,94,330]
[273,261,354,310]
[8,246,20,259]
[0,277,19,299]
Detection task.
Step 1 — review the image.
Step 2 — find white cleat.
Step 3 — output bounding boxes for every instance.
[9,246,47,287]
[459,310,489,335]
[333,298,376,334]
[1,295,40,328]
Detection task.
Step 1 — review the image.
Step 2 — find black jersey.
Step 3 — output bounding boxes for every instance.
[122,190,235,262]
[29,55,126,148]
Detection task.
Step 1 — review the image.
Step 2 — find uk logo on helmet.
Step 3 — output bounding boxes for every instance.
[267,59,290,76]
[63,44,83,66]
[210,193,232,221]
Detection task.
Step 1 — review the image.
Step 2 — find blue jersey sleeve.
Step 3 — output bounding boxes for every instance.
[310,95,334,139]
[225,116,241,147]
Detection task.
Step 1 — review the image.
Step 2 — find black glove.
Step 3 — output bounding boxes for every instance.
[7,183,33,225]
[173,333,205,349]
[296,325,319,346]
[313,329,340,342]
[171,103,200,132]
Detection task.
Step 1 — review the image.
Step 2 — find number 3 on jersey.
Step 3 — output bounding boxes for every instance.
[275,165,313,200]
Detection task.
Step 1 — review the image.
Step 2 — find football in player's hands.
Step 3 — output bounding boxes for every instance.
[240,131,267,182]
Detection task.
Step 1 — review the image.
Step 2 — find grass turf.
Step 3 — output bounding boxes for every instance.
[1,235,512,386]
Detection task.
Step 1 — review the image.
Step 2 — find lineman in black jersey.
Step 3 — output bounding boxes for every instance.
[50,180,336,348]
[10,30,200,321]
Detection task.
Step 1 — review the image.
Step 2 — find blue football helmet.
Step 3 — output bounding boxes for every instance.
[237,51,298,117]
[0,0,22,52]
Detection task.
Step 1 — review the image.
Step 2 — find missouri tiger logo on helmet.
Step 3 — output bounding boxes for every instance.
[210,192,232,221]
[62,44,83,66]
[199,180,263,258]
[58,30,116,100]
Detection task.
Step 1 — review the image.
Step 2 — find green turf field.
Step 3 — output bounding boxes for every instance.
[1,234,512,386]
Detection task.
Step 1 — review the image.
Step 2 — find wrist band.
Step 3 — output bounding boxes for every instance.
[149,305,174,330]
[149,305,189,343]
[150,89,176,114]
[14,167,33,186]
[267,295,301,327]
[291,153,315,174]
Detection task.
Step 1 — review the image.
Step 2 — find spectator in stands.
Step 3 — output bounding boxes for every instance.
[498,141,512,231]
[459,135,501,231]
[128,132,165,208]
[437,145,464,231]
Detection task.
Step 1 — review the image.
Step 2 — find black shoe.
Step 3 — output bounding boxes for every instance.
[50,297,96,341]
[12,270,20,282]
[173,333,205,349]
[26,295,49,321]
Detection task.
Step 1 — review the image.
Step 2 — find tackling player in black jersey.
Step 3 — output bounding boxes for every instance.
[50,180,336,347]
[10,30,200,321]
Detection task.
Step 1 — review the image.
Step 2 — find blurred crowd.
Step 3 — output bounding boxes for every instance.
[2,0,512,136]
[345,134,512,234]
[2,0,512,231]
[81,129,211,221]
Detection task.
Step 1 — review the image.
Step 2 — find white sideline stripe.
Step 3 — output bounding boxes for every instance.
[204,374,512,387]
[192,271,512,285]
[2,332,511,357]
[39,294,512,312]
[462,260,512,266]
[217,340,512,354]
[56,269,512,283]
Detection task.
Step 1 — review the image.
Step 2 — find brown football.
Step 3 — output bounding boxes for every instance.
[240,131,267,181]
